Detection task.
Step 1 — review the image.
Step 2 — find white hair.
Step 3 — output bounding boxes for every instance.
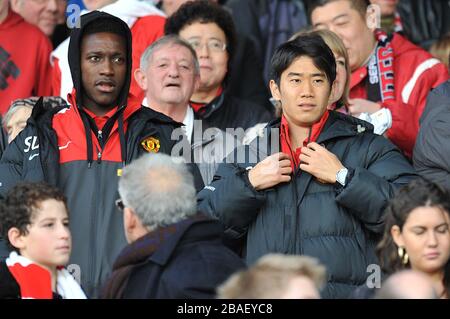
[139,34,200,75]
[118,153,197,229]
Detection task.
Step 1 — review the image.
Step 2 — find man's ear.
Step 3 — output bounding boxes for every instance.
[269,80,281,101]
[9,0,21,11]
[365,4,380,32]
[134,68,147,91]
[123,207,136,232]
[390,225,405,247]
[8,227,26,250]
[328,80,339,105]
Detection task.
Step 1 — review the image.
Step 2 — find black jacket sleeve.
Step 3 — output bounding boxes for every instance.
[0,127,30,197]
[335,135,417,234]
[197,162,266,238]
[413,82,450,192]
[0,261,20,299]
[0,121,7,159]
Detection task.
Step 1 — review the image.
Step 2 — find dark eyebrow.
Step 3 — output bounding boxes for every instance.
[287,72,325,77]
[85,50,124,56]
[85,50,104,55]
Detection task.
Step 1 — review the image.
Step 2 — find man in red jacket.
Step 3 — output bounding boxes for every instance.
[0,0,52,115]
[310,0,449,158]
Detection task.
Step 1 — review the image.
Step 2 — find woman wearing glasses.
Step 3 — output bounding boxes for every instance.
[165,0,274,133]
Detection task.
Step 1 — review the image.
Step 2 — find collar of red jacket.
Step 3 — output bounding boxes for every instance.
[67,88,141,121]
[280,110,330,169]
[83,105,118,130]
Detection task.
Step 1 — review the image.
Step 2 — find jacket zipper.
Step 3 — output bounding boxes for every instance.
[97,130,103,164]
[88,163,101,296]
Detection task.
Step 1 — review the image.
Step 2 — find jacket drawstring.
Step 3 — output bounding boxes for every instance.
[80,112,94,168]
[79,106,126,168]
[118,112,127,166]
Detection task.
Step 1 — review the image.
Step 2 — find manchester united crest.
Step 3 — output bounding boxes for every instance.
[141,136,160,153]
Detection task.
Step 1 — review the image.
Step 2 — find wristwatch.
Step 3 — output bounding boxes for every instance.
[336,167,348,187]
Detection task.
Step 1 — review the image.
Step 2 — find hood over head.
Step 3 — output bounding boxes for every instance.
[68,10,132,109]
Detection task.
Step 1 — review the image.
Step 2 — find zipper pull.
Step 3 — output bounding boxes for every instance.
[97,151,102,164]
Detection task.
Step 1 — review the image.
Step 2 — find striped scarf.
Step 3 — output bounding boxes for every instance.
[366,30,395,103]
[6,252,86,299]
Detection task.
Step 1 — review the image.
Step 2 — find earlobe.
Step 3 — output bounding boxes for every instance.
[8,227,25,250]
[328,80,338,104]
[269,80,281,101]
[124,207,135,230]
[365,5,380,32]
[123,207,137,235]
[134,69,147,90]
[10,0,20,10]
[390,225,405,247]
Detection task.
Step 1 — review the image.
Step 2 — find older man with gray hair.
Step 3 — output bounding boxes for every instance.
[135,34,241,185]
[101,153,245,299]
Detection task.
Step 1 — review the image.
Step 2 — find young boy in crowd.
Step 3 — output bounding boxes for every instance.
[0,182,86,299]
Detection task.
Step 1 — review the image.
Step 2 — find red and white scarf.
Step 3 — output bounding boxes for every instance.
[6,252,86,299]
[366,30,395,103]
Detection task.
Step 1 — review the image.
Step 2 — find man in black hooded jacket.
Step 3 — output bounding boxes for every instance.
[0,11,199,297]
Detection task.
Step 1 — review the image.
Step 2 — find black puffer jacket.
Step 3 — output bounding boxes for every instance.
[194,90,274,133]
[413,81,450,192]
[198,111,417,298]
[0,120,6,159]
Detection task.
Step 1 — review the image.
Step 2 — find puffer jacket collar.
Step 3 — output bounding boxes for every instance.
[264,111,374,145]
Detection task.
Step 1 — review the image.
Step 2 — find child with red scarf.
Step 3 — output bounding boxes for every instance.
[0,182,86,299]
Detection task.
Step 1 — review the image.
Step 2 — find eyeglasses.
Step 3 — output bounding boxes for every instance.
[187,39,227,52]
[115,198,124,211]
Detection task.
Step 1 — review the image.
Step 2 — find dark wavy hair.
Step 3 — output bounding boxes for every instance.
[0,182,68,252]
[377,178,450,298]
[164,0,237,83]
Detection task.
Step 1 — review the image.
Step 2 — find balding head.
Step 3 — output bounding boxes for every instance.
[375,270,437,299]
